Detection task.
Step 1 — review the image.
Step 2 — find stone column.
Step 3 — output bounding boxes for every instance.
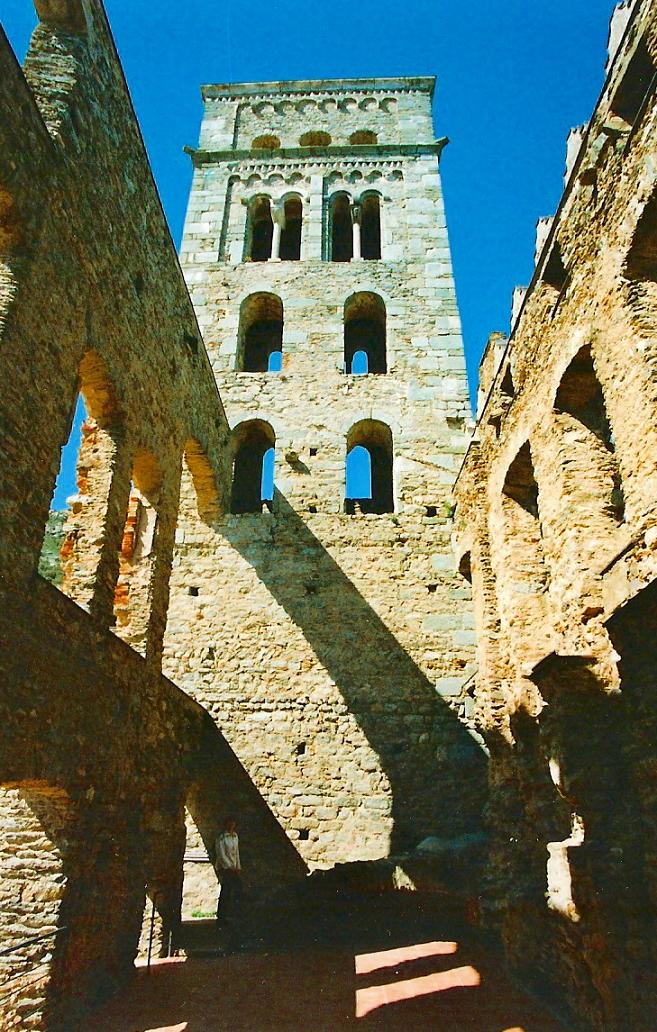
[351,202,362,261]
[270,203,284,262]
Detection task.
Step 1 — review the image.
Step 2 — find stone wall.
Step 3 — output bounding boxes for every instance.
[167,78,488,869]
[0,5,304,1028]
[453,3,657,1029]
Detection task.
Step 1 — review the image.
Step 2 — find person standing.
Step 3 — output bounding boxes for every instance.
[214,817,243,936]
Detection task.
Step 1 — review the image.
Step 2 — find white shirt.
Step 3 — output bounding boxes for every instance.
[215,831,240,872]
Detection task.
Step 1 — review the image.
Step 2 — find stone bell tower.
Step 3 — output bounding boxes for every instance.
[165,77,485,869]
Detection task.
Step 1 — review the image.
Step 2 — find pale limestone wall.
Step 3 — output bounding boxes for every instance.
[453,4,657,1029]
[166,78,487,869]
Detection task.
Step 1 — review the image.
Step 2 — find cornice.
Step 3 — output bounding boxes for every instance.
[184,140,449,168]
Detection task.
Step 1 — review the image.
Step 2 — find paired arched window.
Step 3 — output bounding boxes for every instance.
[245,194,302,262]
[251,134,280,150]
[230,420,275,514]
[350,130,378,145]
[299,131,332,147]
[236,293,283,372]
[246,195,273,262]
[345,419,394,514]
[344,292,386,374]
[329,191,382,262]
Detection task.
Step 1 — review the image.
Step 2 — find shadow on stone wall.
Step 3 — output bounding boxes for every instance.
[222,491,488,855]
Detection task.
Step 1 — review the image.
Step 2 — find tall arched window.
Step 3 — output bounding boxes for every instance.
[360,192,381,260]
[552,346,625,563]
[345,419,393,514]
[246,196,273,262]
[236,293,283,372]
[330,193,353,262]
[344,291,387,374]
[230,420,276,514]
[279,195,302,261]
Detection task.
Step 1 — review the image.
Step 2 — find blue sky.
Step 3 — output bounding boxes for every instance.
[4,0,617,506]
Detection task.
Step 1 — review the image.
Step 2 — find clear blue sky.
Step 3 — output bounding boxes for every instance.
[4,0,617,506]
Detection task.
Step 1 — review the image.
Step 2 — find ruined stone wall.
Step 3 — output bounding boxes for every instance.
[0,6,304,1028]
[166,79,488,869]
[453,3,657,1028]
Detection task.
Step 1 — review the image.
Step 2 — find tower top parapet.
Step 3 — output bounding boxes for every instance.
[201,77,436,101]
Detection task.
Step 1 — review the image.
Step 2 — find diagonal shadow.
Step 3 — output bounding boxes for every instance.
[221,490,488,854]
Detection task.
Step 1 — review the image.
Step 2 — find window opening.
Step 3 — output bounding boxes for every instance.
[236,293,284,372]
[299,131,331,147]
[345,420,393,514]
[360,193,382,260]
[350,130,378,145]
[230,420,275,514]
[610,38,656,128]
[330,193,353,262]
[279,195,302,261]
[247,196,273,261]
[251,134,281,150]
[344,291,387,374]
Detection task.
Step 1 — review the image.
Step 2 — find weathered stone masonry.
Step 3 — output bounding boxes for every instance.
[0,5,303,1029]
[453,3,657,1029]
[166,77,487,868]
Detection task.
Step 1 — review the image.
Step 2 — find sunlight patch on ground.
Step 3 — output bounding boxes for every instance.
[355,940,458,975]
[356,965,481,1017]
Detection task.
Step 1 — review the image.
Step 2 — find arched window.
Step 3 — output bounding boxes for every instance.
[236,293,283,372]
[279,195,302,261]
[113,448,162,655]
[251,134,281,150]
[499,442,551,663]
[299,131,331,147]
[553,345,625,558]
[38,350,121,606]
[360,193,382,260]
[345,419,393,514]
[330,193,353,262]
[230,420,276,514]
[350,130,378,145]
[246,196,273,262]
[344,291,387,374]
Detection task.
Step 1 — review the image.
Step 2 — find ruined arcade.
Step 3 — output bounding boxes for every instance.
[2,0,657,1030]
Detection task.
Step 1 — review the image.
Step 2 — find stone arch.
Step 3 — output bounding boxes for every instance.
[43,349,123,606]
[279,193,303,262]
[624,180,657,337]
[299,131,331,147]
[245,195,273,262]
[350,130,378,144]
[0,781,73,1030]
[345,419,394,514]
[113,447,162,653]
[251,134,280,150]
[551,344,625,560]
[230,419,276,514]
[329,191,353,262]
[236,292,284,372]
[359,190,382,260]
[183,439,222,524]
[344,291,387,373]
[498,442,551,665]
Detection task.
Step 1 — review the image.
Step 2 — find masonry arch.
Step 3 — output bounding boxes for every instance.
[245,195,273,262]
[230,419,276,514]
[40,349,123,607]
[113,447,162,653]
[251,134,280,150]
[236,292,284,372]
[551,344,625,560]
[279,193,302,261]
[344,291,387,373]
[183,438,222,524]
[0,782,73,1030]
[299,131,331,147]
[498,441,551,664]
[329,191,353,262]
[624,181,657,336]
[350,130,378,145]
[345,419,393,514]
[359,191,382,260]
